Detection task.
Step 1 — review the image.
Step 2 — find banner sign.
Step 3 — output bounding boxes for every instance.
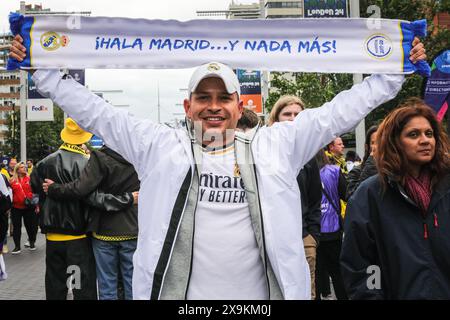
[28,69,84,98]
[7,14,430,76]
[26,98,54,121]
[304,0,348,18]
[68,69,85,85]
[28,73,44,99]
[423,49,450,122]
[90,135,104,149]
[237,69,263,114]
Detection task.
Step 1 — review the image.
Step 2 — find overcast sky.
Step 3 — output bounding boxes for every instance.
[1,0,257,122]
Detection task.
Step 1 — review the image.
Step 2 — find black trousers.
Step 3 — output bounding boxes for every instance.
[316,237,348,300]
[0,211,8,251]
[11,207,37,248]
[45,237,97,300]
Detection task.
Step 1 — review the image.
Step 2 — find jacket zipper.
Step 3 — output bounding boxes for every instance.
[184,150,201,299]
[423,222,428,239]
[252,162,271,299]
[154,167,194,300]
[433,213,439,228]
[184,210,196,299]
[397,183,433,241]
[422,212,439,240]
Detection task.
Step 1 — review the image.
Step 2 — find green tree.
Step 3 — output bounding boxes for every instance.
[5,105,65,162]
[266,72,353,111]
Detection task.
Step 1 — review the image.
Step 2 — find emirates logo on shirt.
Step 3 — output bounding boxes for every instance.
[199,173,247,204]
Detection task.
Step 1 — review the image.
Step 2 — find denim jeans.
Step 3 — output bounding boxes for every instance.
[92,238,137,300]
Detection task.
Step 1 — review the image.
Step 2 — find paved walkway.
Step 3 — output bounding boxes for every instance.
[0,232,46,300]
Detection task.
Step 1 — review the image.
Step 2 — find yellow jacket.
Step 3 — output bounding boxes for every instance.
[1,168,10,180]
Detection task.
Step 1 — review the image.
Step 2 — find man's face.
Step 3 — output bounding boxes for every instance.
[26,161,32,167]
[184,77,243,145]
[9,159,17,170]
[330,138,345,157]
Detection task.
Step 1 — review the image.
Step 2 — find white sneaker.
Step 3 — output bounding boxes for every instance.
[24,241,30,248]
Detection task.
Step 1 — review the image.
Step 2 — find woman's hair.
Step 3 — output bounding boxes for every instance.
[11,161,26,182]
[267,95,305,126]
[375,97,450,188]
[362,125,378,167]
[315,149,331,169]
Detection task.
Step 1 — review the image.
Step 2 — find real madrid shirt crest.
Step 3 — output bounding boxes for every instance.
[7,14,430,76]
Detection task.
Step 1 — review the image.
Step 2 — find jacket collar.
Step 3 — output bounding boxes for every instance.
[387,172,450,213]
[429,173,450,211]
[59,143,87,156]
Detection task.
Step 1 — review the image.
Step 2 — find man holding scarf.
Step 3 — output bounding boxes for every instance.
[10,36,426,300]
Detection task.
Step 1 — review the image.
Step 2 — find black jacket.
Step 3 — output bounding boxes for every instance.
[341,173,450,300]
[0,174,11,214]
[297,158,322,242]
[346,155,377,199]
[31,148,90,235]
[47,146,140,237]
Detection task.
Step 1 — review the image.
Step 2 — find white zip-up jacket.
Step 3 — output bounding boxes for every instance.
[33,70,405,299]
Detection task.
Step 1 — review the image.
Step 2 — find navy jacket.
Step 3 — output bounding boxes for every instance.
[341,173,450,300]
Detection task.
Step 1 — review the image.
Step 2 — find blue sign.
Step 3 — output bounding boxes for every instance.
[90,135,104,149]
[423,49,450,121]
[237,69,262,95]
[304,0,348,18]
[28,69,85,99]
[28,73,43,99]
[68,69,85,85]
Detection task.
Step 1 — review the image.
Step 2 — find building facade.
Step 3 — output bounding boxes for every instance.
[0,32,20,146]
[264,0,303,19]
[0,2,52,147]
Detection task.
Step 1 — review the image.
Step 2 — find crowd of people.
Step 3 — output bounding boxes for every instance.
[1,34,449,300]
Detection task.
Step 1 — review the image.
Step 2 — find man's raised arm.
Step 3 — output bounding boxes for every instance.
[266,38,425,175]
[9,35,172,176]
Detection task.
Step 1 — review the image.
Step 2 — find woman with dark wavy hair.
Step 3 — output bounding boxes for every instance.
[340,98,450,300]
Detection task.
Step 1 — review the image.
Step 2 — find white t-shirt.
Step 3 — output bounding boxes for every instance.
[186,145,268,300]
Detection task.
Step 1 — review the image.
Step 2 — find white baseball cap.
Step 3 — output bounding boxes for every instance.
[188,62,241,97]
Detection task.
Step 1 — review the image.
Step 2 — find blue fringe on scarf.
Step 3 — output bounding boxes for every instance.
[7,13,33,70]
[401,19,431,77]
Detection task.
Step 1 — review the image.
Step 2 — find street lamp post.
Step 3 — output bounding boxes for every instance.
[350,0,365,159]
[19,4,26,162]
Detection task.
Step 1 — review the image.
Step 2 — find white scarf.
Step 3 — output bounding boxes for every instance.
[7,13,430,76]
